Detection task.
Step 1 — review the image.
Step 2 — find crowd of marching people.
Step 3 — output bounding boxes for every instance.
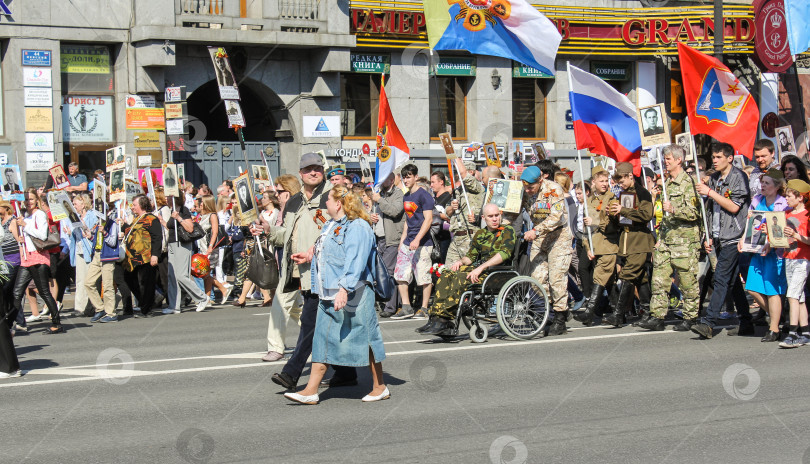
[1,142,808,404]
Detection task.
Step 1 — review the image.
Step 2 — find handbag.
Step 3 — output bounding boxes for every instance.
[428,229,442,262]
[31,223,60,251]
[100,219,125,263]
[371,246,396,302]
[176,221,206,243]
[246,245,279,290]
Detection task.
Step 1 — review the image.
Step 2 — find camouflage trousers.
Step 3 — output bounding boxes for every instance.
[529,240,573,314]
[430,265,478,320]
[650,241,700,320]
[445,234,473,265]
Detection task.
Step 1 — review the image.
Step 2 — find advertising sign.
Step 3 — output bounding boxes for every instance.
[26,152,53,172]
[62,95,114,142]
[24,88,52,107]
[22,67,52,87]
[25,108,53,132]
[60,44,110,74]
[303,116,340,138]
[25,133,53,151]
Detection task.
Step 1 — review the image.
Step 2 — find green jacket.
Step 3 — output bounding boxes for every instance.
[617,182,654,256]
[583,190,619,255]
[659,170,701,245]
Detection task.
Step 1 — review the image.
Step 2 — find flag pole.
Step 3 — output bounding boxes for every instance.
[576,149,594,256]
[690,136,711,244]
[654,146,669,216]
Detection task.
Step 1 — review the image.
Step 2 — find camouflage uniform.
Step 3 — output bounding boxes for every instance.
[431,225,516,319]
[581,190,620,287]
[445,174,486,264]
[527,180,573,314]
[650,171,701,320]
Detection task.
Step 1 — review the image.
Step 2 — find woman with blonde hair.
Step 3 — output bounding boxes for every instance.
[66,193,100,320]
[197,194,233,306]
[284,184,388,404]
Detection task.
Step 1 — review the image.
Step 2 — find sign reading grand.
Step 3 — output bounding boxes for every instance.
[61,96,114,142]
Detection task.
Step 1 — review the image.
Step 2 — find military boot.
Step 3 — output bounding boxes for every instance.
[574,285,603,326]
[547,311,568,336]
[605,283,635,328]
[631,281,652,325]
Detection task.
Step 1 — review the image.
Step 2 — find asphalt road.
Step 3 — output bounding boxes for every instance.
[4,301,810,464]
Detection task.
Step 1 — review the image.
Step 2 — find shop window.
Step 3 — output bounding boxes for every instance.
[340,74,381,138]
[60,44,114,94]
[429,77,468,139]
[512,79,547,139]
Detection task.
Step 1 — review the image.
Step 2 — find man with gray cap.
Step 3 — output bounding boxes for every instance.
[266,153,356,390]
[444,160,486,264]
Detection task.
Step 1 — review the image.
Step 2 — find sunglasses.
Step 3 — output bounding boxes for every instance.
[301,165,324,174]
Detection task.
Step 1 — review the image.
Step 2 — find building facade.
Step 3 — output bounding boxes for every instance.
[0,0,806,187]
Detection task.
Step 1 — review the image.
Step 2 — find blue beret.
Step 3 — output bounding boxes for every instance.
[520,166,541,183]
[327,167,346,179]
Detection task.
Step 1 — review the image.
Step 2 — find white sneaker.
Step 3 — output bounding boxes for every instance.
[25,315,41,323]
[361,387,391,402]
[195,300,208,312]
[0,370,22,379]
[40,305,49,316]
[220,284,234,305]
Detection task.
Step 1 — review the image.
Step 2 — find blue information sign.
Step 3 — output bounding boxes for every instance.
[22,50,51,67]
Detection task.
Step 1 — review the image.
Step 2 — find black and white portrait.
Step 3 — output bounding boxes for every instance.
[2,166,20,193]
[776,126,796,160]
[675,132,694,161]
[225,100,245,127]
[208,47,240,100]
[252,165,268,181]
[110,169,124,193]
[162,164,179,197]
[235,178,254,214]
[490,181,509,208]
[124,154,136,179]
[642,107,664,137]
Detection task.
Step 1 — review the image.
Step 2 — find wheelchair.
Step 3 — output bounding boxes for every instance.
[433,236,551,343]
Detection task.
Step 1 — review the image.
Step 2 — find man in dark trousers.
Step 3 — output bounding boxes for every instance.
[267,153,356,390]
[604,162,654,327]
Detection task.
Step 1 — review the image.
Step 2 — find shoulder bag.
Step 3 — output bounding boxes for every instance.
[176,220,206,243]
[30,214,60,251]
[246,242,279,290]
[371,246,396,302]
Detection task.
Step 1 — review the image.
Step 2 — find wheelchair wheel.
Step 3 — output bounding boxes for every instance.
[469,322,488,343]
[496,276,550,340]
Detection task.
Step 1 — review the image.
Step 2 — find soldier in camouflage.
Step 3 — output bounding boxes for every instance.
[418,204,517,335]
[522,166,573,336]
[639,145,701,331]
[444,160,486,265]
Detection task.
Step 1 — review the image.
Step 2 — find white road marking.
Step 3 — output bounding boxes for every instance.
[3,330,677,388]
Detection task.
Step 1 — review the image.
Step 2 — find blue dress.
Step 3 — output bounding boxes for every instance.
[745,195,788,296]
[310,217,386,367]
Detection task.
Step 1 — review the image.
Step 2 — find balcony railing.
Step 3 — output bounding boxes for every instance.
[280,0,321,20]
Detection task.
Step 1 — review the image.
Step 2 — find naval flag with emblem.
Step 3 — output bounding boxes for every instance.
[423,0,561,76]
[677,42,759,158]
[375,75,409,184]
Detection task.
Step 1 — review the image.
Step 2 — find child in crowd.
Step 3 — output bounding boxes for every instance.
[779,179,810,348]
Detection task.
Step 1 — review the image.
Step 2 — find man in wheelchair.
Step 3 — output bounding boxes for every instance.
[417,203,516,335]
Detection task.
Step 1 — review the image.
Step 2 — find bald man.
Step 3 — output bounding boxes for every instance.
[418,203,517,336]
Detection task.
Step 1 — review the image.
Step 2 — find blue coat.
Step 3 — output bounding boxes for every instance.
[310,216,375,298]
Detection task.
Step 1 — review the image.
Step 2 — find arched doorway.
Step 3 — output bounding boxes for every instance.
[179,79,289,188]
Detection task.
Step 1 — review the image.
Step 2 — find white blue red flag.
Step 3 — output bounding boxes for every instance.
[567,63,642,172]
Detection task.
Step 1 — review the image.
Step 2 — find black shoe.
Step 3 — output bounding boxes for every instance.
[574,285,603,326]
[639,316,665,331]
[690,323,713,339]
[671,319,696,332]
[547,311,568,336]
[319,377,359,389]
[761,330,780,342]
[727,322,755,336]
[271,372,297,390]
[632,315,651,327]
[42,326,65,335]
[606,283,634,328]
[423,318,453,335]
[415,316,436,334]
[379,310,394,318]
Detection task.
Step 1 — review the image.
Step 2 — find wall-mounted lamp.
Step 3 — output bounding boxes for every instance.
[491,69,501,90]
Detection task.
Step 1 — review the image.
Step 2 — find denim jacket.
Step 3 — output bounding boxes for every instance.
[68,210,102,266]
[310,216,375,299]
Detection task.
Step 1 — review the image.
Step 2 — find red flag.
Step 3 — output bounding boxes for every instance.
[677,42,759,158]
[375,75,409,184]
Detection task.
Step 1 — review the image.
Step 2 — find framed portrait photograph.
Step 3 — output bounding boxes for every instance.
[124,153,138,180]
[484,142,501,167]
[439,132,457,160]
[125,179,143,206]
[619,192,636,225]
[177,164,186,189]
[0,165,22,196]
[234,173,257,226]
[162,163,180,197]
[109,167,126,202]
[485,179,523,213]
[359,155,373,183]
[531,142,547,163]
[49,164,70,190]
[775,125,796,161]
[251,165,269,181]
[637,103,670,148]
[93,181,107,214]
[47,190,72,222]
[765,211,789,248]
[509,141,524,166]
[225,100,246,128]
[106,145,124,171]
[741,212,768,253]
[208,46,240,100]
[675,132,695,161]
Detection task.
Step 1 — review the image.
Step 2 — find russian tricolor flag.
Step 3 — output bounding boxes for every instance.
[567,63,642,173]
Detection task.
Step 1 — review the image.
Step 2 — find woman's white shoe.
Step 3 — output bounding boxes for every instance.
[362,387,390,402]
[284,392,319,405]
[25,315,41,323]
